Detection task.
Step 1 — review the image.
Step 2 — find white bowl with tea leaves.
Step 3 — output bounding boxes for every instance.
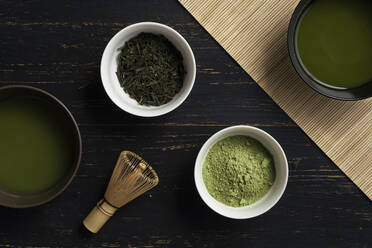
[101,22,196,117]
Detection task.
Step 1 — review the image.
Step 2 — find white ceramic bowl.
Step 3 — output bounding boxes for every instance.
[101,22,196,117]
[195,125,288,219]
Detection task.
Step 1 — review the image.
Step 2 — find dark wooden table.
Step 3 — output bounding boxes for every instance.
[0,1,371,247]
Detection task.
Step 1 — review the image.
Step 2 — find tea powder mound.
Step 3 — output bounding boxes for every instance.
[202,136,276,207]
[116,32,185,106]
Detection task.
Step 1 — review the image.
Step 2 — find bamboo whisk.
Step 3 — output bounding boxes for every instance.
[83,151,159,233]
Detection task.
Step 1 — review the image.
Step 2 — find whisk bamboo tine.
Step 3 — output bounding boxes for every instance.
[83,151,159,233]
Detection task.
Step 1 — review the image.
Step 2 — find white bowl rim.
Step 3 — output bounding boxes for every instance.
[100,21,196,117]
[194,125,288,219]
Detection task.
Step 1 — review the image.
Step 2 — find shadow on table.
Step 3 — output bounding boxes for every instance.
[173,160,261,231]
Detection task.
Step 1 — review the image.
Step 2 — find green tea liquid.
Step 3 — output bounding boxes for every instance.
[296,0,372,88]
[0,97,74,193]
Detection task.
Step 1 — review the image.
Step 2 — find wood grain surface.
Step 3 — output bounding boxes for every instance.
[0,0,371,247]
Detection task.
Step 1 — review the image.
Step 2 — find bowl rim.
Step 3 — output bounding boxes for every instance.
[287,0,372,101]
[100,21,196,117]
[194,125,288,219]
[0,85,82,208]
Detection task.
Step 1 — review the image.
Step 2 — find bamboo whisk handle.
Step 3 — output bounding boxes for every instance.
[83,199,118,233]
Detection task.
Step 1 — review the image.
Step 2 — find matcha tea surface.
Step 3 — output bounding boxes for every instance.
[296,0,372,88]
[0,97,74,193]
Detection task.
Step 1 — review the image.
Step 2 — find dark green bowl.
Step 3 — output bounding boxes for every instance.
[288,0,372,100]
[0,85,82,208]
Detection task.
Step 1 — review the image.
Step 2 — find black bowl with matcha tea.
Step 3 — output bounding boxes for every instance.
[288,0,372,100]
[0,85,82,208]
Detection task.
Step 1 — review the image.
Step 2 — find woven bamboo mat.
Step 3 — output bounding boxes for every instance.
[179,0,372,199]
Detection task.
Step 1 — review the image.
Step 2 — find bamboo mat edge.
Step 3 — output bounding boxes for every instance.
[179,0,372,200]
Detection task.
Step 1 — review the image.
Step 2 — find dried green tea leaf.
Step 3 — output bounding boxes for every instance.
[116,33,186,106]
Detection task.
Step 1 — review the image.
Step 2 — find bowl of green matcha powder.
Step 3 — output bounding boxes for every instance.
[195,125,288,219]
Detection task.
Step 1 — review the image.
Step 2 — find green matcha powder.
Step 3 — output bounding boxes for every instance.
[202,135,276,207]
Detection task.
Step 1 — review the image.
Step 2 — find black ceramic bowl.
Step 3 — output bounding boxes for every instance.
[0,85,82,208]
[288,0,372,100]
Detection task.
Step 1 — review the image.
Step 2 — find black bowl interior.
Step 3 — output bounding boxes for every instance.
[288,0,372,100]
[0,86,82,208]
